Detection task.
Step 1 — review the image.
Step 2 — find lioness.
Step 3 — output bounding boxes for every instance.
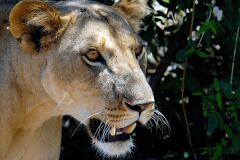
[0,0,168,159]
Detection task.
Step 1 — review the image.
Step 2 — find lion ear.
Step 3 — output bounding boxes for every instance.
[113,0,148,32]
[9,0,71,54]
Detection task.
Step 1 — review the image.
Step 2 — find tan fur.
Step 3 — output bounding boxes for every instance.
[0,0,153,159]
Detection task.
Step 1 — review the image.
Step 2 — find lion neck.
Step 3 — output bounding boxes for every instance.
[0,34,61,158]
[8,41,60,130]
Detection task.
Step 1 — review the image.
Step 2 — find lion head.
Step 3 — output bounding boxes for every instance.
[9,0,168,158]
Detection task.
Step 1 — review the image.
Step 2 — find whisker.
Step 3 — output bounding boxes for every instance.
[71,109,105,137]
[151,114,160,134]
[100,120,110,143]
[94,117,107,140]
[154,101,183,125]
[154,110,170,127]
[99,121,107,142]
[145,107,171,135]
[153,111,170,134]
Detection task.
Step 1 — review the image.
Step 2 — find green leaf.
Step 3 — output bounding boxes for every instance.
[199,21,212,33]
[214,143,222,160]
[224,125,233,138]
[201,150,208,155]
[196,50,209,58]
[185,47,196,56]
[203,105,208,117]
[233,139,240,153]
[211,25,217,35]
[176,47,197,62]
[231,109,238,122]
[162,0,170,4]
[216,93,223,109]
[176,47,198,62]
[176,49,187,62]
[208,111,218,135]
[214,79,220,92]
[198,20,218,34]
[202,31,212,47]
[235,87,240,100]
[221,82,233,99]
[192,92,203,96]
[216,112,224,129]
[206,95,216,101]
[221,139,227,146]
[215,21,225,33]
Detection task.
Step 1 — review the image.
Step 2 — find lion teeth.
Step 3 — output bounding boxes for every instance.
[110,127,116,136]
[116,131,123,135]
[110,123,137,136]
[122,123,137,134]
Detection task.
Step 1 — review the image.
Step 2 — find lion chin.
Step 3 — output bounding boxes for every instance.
[86,119,136,158]
[93,138,134,158]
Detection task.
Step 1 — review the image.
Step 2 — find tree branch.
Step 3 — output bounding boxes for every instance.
[181,1,197,160]
[230,26,240,85]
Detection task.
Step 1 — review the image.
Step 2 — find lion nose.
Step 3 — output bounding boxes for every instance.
[125,102,154,114]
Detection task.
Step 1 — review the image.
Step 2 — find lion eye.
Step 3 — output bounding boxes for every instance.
[82,48,105,67]
[135,45,144,59]
[86,49,99,61]
[135,46,143,55]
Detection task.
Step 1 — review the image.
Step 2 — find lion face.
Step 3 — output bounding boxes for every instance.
[9,0,167,158]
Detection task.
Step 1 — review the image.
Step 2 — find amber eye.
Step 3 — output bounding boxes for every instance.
[86,49,99,61]
[82,48,105,66]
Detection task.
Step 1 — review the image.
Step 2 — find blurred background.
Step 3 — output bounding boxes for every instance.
[60,0,240,159]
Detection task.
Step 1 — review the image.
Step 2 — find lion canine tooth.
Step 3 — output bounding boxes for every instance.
[123,123,137,134]
[110,127,116,136]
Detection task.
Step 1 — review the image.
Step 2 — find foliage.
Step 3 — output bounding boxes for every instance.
[140,0,240,159]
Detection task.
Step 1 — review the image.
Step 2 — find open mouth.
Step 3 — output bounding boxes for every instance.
[90,119,137,143]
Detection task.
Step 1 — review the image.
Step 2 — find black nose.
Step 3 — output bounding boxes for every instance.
[125,102,154,114]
